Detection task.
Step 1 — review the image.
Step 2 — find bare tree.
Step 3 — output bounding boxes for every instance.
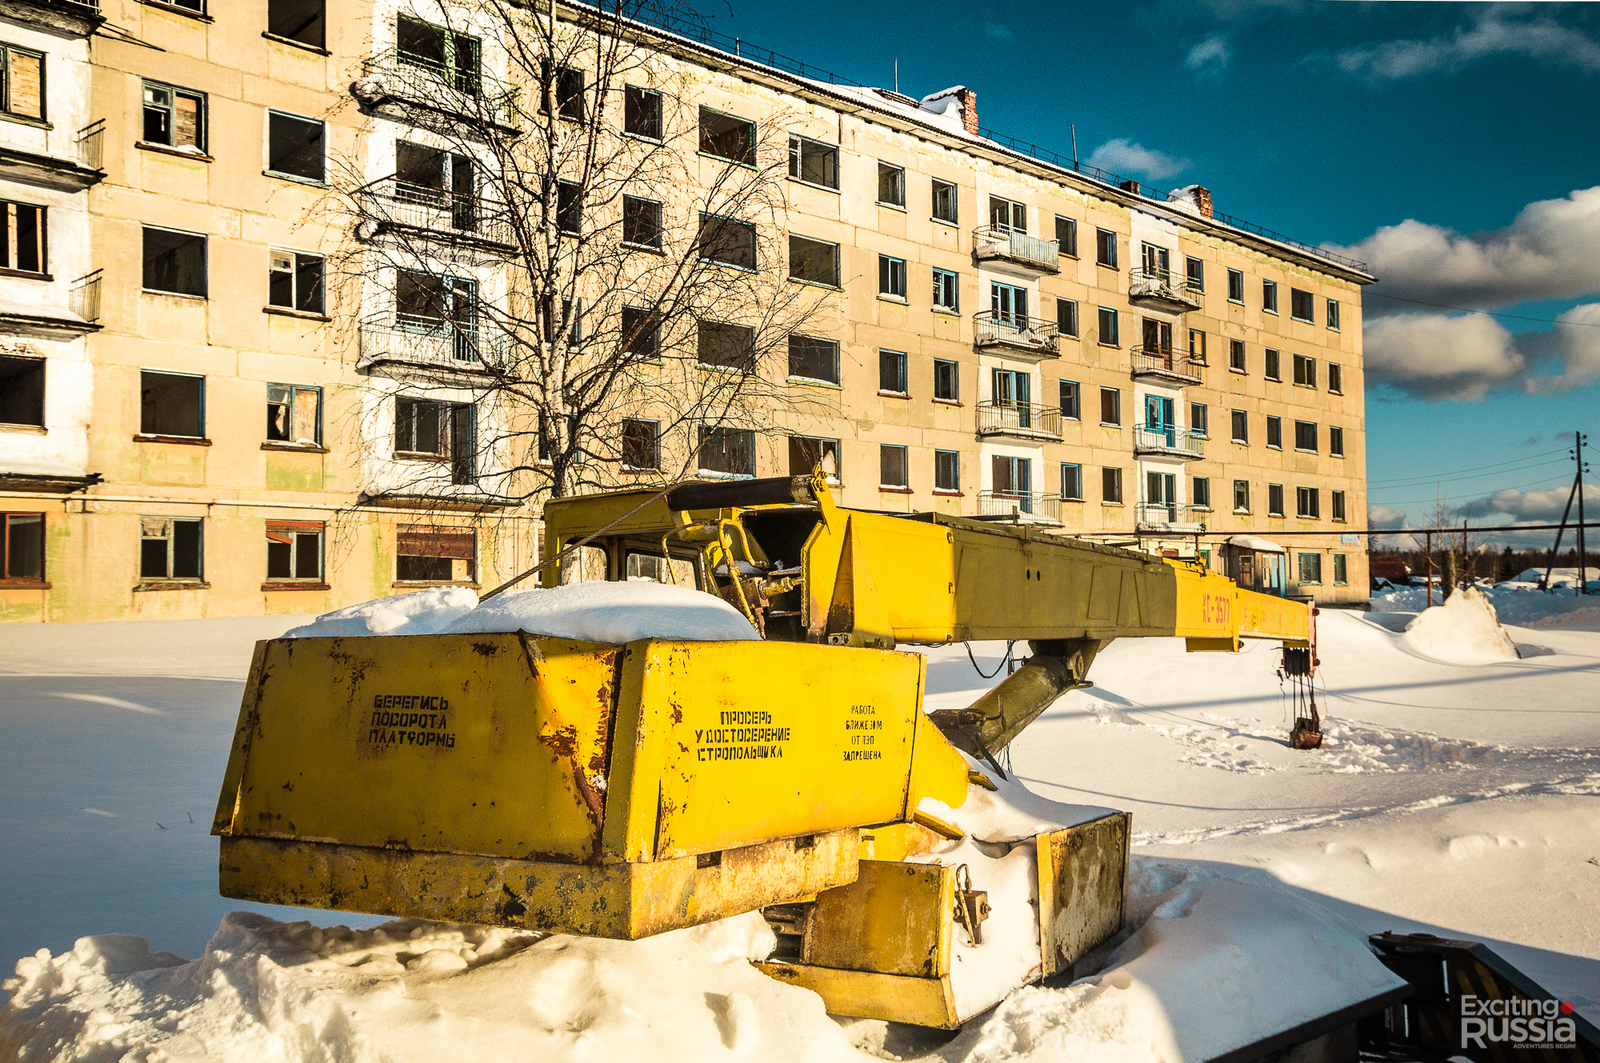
[1419,494,1492,601]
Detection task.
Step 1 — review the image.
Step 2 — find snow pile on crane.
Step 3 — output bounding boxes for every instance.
[1399,587,1519,664]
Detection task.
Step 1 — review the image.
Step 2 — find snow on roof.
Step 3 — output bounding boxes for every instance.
[1229,534,1286,554]
[0,300,90,326]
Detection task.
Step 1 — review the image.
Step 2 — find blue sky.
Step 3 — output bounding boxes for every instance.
[704,0,1600,545]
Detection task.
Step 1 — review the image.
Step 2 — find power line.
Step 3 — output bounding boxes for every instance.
[1372,474,1573,508]
[1367,457,1571,491]
[1368,291,1600,326]
[1368,448,1567,485]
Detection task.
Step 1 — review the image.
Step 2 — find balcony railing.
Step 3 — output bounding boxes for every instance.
[1135,502,1206,528]
[75,120,104,171]
[1133,425,1206,458]
[973,311,1060,357]
[1130,346,1204,385]
[976,400,1062,441]
[979,491,1060,522]
[356,49,521,132]
[359,313,509,373]
[70,270,102,323]
[1128,268,1203,312]
[356,177,516,249]
[972,226,1060,274]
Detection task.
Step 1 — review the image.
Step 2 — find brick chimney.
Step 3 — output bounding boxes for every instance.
[1192,186,1214,219]
[958,87,979,135]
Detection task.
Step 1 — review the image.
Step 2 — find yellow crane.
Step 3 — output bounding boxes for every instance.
[212,472,1315,1027]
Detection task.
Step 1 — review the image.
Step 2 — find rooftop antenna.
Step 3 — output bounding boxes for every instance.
[1071,124,1078,164]
[894,57,898,94]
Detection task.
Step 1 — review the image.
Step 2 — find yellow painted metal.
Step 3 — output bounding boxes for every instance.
[756,962,960,1029]
[1037,813,1132,978]
[1169,561,1312,646]
[801,861,953,977]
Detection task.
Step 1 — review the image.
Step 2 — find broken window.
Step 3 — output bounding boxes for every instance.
[0,44,43,121]
[1058,463,1081,500]
[879,349,906,394]
[1,512,43,582]
[394,142,478,231]
[787,335,838,384]
[788,235,839,286]
[0,354,43,427]
[624,85,662,140]
[540,62,585,121]
[268,0,324,48]
[1186,255,1204,291]
[789,435,839,480]
[622,195,663,248]
[397,16,481,96]
[1330,426,1345,457]
[1059,380,1080,420]
[1264,347,1280,380]
[880,444,909,488]
[1266,415,1282,449]
[394,396,475,483]
[788,136,837,189]
[142,81,205,152]
[1233,481,1250,513]
[1328,363,1343,393]
[1193,477,1211,509]
[697,320,754,372]
[1056,298,1078,337]
[1100,387,1121,426]
[698,213,755,269]
[396,524,475,582]
[1227,268,1244,302]
[877,162,904,207]
[1097,306,1118,346]
[1327,299,1341,331]
[698,107,755,165]
[933,268,959,312]
[268,250,323,313]
[621,306,661,360]
[697,425,754,478]
[266,383,321,444]
[621,418,658,470]
[1297,552,1322,584]
[878,255,906,298]
[396,269,476,343]
[143,227,207,296]
[1230,409,1248,444]
[933,359,959,401]
[1291,287,1314,322]
[266,520,323,581]
[140,370,204,438]
[557,180,581,235]
[1056,216,1077,256]
[266,111,325,181]
[1231,339,1247,373]
[139,516,203,581]
[931,178,957,224]
[988,196,1025,233]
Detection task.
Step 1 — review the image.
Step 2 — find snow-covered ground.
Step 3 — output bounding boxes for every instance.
[2,586,1598,1059]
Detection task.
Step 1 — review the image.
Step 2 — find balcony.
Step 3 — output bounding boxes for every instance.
[978,491,1061,523]
[0,120,105,194]
[1134,425,1206,459]
[0,0,104,36]
[1129,346,1204,385]
[359,313,509,375]
[976,400,1062,442]
[1135,502,1206,531]
[973,311,1059,359]
[354,49,521,134]
[1128,268,1202,313]
[972,226,1060,275]
[356,177,516,251]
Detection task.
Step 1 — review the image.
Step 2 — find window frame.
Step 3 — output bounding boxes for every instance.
[789,435,840,482]
[879,349,908,395]
[1332,490,1347,523]
[879,443,909,489]
[1327,299,1341,332]
[696,424,756,479]
[696,319,756,374]
[1290,287,1314,323]
[1266,415,1282,450]
[1097,306,1119,348]
[268,248,324,314]
[265,519,325,584]
[622,194,664,250]
[1330,425,1345,458]
[1055,215,1078,257]
[266,382,322,445]
[786,333,840,386]
[1328,363,1343,394]
[1099,386,1121,427]
[264,109,326,183]
[1262,279,1278,314]
[877,161,905,208]
[1059,379,1080,420]
[0,199,46,277]
[621,417,660,471]
[934,449,961,493]
[878,254,907,299]
[1264,347,1280,381]
[787,134,839,190]
[1056,297,1078,337]
[0,354,44,428]
[1095,227,1118,268]
[1230,409,1248,445]
[933,358,959,402]
[1333,553,1349,585]
[141,79,206,153]
[1185,255,1204,292]
[930,178,958,224]
[395,15,482,97]
[0,43,45,122]
[698,105,756,166]
[267,0,326,50]
[932,267,960,312]
[1296,486,1320,519]
[1293,353,1318,388]
[621,306,661,362]
[1060,462,1083,501]
[788,233,841,288]
[1227,268,1244,303]
[142,225,208,297]
[139,368,205,439]
[1294,420,1318,453]
[623,85,663,141]
[1101,466,1123,504]
[1192,476,1211,510]
[697,211,757,270]
[1229,338,1246,373]
[1,511,46,584]
[1268,484,1285,518]
[1233,480,1250,514]
[1298,551,1323,585]
[138,515,204,582]
[1189,401,1208,437]
[395,523,477,584]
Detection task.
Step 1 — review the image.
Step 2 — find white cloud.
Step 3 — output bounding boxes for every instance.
[1368,504,1408,530]
[1527,303,1600,394]
[1476,483,1599,522]
[1332,10,1600,82]
[1184,33,1233,79]
[1362,312,1527,402]
[984,22,1014,41]
[1085,138,1191,181]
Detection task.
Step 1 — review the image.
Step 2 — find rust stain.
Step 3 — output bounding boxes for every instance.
[540,724,579,759]
[471,641,500,658]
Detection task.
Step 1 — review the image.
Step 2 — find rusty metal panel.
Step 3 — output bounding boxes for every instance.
[756,962,960,1029]
[1038,812,1131,976]
[801,860,953,977]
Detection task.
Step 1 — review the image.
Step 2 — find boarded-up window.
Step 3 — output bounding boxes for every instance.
[142,81,205,151]
[4,47,42,120]
[397,525,475,582]
[266,384,320,444]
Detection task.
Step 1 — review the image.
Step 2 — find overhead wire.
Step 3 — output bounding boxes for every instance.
[1367,292,1600,327]
[1368,448,1567,485]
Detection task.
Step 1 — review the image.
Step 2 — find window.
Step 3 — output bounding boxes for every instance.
[1192,476,1212,510]
[1227,268,1243,302]
[790,436,840,480]
[1097,306,1119,347]
[268,250,323,313]
[991,367,1029,408]
[931,178,958,223]
[1298,552,1322,585]
[1327,299,1341,331]
[622,419,659,470]
[1185,256,1204,292]
[266,111,325,182]
[540,63,585,121]
[0,201,43,275]
[877,162,905,207]
[1333,554,1348,585]
[1332,490,1347,523]
[935,450,960,492]
[1229,339,1245,372]
[698,213,756,269]
[1268,484,1284,517]
[1189,402,1207,437]
[788,135,838,189]
[1230,409,1247,444]
[140,370,203,438]
[622,195,663,249]
[394,397,475,483]
[1059,380,1080,420]
[143,227,206,296]
[266,521,323,582]
[698,425,755,477]
[1056,216,1078,257]
[879,349,907,394]
[1101,467,1123,504]
[1,512,43,582]
[268,0,325,49]
[1294,420,1318,452]
[988,196,1025,233]
[1262,279,1278,313]
[266,383,320,444]
[699,107,755,165]
[1141,242,1171,278]
[1100,387,1121,426]
[1233,480,1250,513]
[1330,426,1345,457]
[788,235,840,287]
[0,355,43,427]
[1188,329,1206,364]
[0,44,43,120]
[1056,298,1078,337]
[1060,462,1083,501]
[879,444,908,488]
[394,141,476,228]
[788,335,839,384]
[621,306,660,360]
[1297,486,1320,519]
[142,81,205,152]
[396,269,475,334]
[1290,287,1314,322]
[878,255,906,299]
[1095,228,1117,267]
[697,320,754,372]
[139,517,203,581]
[992,455,1031,498]
[624,85,662,140]
[933,359,959,401]
[933,268,960,311]
[1328,363,1343,393]
[396,17,481,95]
[556,180,582,235]
[1264,347,1280,381]
[1293,354,1318,387]
[988,282,1028,326]
[1266,415,1282,449]
[396,525,475,582]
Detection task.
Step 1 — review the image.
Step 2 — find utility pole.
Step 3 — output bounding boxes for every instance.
[1578,431,1590,595]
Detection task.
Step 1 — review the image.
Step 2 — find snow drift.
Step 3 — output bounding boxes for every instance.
[1399,587,1519,664]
